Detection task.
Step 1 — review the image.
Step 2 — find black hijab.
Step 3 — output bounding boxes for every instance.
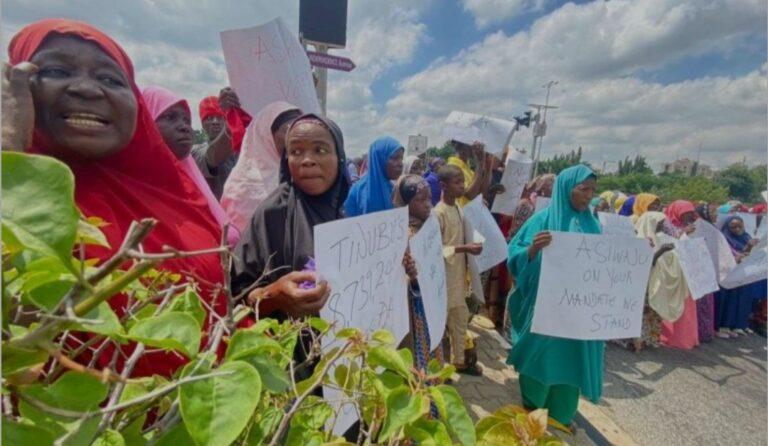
[232,114,350,296]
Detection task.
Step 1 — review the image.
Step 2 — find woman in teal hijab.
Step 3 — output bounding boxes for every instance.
[506,164,602,427]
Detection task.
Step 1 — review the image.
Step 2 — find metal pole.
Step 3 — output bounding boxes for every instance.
[316,44,328,115]
[533,81,557,177]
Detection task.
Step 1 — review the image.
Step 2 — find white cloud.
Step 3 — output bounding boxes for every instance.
[2,0,765,168]
[462,0,549,28]
[383,0,767,168]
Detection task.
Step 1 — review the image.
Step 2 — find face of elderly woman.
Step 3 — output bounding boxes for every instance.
[30,35,137,159]
[570,177,596,212]
[286,121,339,195]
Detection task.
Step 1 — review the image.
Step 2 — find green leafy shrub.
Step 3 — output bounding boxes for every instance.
[1,152,564,445]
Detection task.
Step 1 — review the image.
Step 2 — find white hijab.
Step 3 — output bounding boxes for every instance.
[635,211,688,322]
[221,101,300,234]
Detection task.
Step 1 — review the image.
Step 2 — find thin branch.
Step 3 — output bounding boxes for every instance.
[267,343,351,446]
[125,246,227,261]
[45,345,124,383]
[14,370,234,419]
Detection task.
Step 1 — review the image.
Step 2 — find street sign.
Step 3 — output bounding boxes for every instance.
[306,51,356,72]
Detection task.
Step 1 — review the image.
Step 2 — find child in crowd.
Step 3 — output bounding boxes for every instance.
[393,174,446,371]
[434,165,484,375]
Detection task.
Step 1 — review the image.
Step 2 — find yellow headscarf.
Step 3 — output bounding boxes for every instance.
[632,193,660,223]
[635,212,687,322]
[600,191,617,209]
[614,195,628,213]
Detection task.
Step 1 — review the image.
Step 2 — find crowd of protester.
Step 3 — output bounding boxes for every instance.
[3,18,766,432]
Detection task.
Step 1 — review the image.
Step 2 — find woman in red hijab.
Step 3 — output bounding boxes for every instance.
[6,19,227,377]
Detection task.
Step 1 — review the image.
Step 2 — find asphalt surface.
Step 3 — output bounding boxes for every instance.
[598,334,767,445]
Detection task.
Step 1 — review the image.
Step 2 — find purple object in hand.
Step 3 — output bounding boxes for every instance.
[299,257,316,290]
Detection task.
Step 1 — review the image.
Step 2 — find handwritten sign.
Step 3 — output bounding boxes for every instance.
[690,220,737,283]
[462,196,508,272]
[721,238,768,289]
[220,18,321,117]
[443,111,517,156]
[408,214,447,351]
[674,237,719,300]
[531,232,653,340]
[597,212,636,237]
[716,212,757,236]
[315,207,409,434]
[491,151,532,215]
[535,197,551,212]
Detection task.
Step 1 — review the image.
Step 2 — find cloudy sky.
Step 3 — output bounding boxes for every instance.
[3,0,766,171]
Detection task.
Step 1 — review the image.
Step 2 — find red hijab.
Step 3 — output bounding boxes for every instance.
[198,96,252,153]
[10,19,226,377]
[664,200,696,229]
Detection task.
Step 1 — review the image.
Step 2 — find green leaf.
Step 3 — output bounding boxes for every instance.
[93,429,126,446]
[379,386,429,441]
[335,327,360,340]
[403,418,452,446]
[225,329,282,362]
[128,312,200,358]
[286,396,333,446]
[152,422,194,446]
[124,304,159,330]
[367,346,411,378]
[474,414,506,440]
[1,152,79,267]
[76,217,110,248]
[371,329,395,344]
[119,413,147,446]
[165,287,206,327]
[46,371,109,411]
[432,385,476,446]
[245,405,283,445]
[307,317,330,333]
[1,343,48,377]
[2,417,55,446]
[179,360,262,446]
[240,355,290,394]
[73,301,125,339]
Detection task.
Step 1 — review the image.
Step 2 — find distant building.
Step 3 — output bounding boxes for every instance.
[662,157,715,179]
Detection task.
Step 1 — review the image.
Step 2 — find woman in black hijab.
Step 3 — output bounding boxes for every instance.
[232,113,350,315]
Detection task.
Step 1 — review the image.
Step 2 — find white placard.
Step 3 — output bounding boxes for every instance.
[462,196,508,272]
[443,111,517,156]
[716,212,757,236]
[598,212,636,237]
[756,220,767,241]
[220,18,321,118]
[721,238,768,289]
[762,190,767,202]
[535,197,551,212]
[531,232,653,340]
[674,237,719,300]
[491,151,533,216]
[690,219,737,283]
[315,207,409,434]
[408,214,447,351]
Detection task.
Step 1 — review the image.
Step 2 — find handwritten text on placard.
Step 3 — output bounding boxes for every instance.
[531,232,653,340]
[408,214,448,351]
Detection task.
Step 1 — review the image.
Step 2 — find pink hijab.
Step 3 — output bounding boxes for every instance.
[664,200,696,229]
[220,101,300,234]
[141,86,240,246]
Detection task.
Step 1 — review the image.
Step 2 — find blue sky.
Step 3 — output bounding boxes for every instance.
[3,0,767,170]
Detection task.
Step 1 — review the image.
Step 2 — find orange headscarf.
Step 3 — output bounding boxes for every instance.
[10,19,227,377]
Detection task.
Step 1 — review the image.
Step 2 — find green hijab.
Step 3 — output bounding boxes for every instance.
[506,164,604,402]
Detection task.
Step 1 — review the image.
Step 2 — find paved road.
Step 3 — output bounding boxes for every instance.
[598,335,767,445]
[455,318,596,445]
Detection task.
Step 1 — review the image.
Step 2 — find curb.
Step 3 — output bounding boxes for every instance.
[575,399,640,446]
[468,320,640,446]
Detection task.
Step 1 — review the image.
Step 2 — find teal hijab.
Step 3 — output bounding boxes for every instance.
[506,164,604,402]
